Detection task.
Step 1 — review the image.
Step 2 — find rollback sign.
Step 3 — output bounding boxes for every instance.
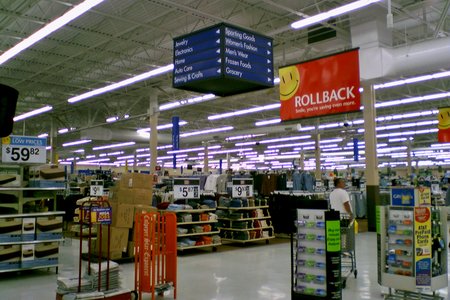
[279,49,361,121]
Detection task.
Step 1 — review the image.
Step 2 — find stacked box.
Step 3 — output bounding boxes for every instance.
[22,217,36,241]
[0,165,22,187]
[0,245,21,270]
[21,244,35,268]
[29,165,66,188]
[34,241,59,266]
[0,217,22,242]
[36,215,63,240]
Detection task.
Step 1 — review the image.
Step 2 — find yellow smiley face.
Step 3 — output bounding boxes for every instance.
[279,65,300,101]
[1,136,11,145]
[438,107,450,129]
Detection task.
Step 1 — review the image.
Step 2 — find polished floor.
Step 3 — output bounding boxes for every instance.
[0,232,448,299]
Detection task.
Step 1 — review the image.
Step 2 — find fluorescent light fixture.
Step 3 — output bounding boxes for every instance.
[73,149,85,153]
[168,145,221,155]
[13,105,53,121]
[0,0,104,65]
[235,135,311,147]
[388,138,408,142]
[62,139,92,147]
[204,148,253,155]
[377,128,438,138]
[291,0,381,29]
[374,70,450,90]
[208,104,280,120]
[159,94,216,111]
[68,64,174,103]
[180,126,233,137]
[38,133,48,138]
[136,121,188,134]
[255,119,281,126]
[92,141,136,150]
[106,116,119,123]
[226,134,266,141]
[58,128,69,134]
[45,146,51,150]
[85,155,96,159]
[376,92,450,108]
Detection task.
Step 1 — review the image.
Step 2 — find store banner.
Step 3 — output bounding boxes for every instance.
[172,116,179,168]
[414,207,432,288]
[353,138,359,161]
[141,213,153,291]
[279,49,360,121]
[437,107,450,142]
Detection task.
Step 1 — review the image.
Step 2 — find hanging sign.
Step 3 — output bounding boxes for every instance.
[232,178,253,198]
[1,135,47,164]
[279,49,360,121]
[414,207,432,288]
[437,107,450,143]
[173,178,200,199]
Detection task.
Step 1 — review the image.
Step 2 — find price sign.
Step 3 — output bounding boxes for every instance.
[1,135,47,164]
[173,178,200,199]
[232,178,253,198]
[82,207,112,224]
[286,181,293,188]
[90,180,104,196]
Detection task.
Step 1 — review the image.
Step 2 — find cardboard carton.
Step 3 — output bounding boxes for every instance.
[0,245,21,270]
[34,241,59,266]
[21,244,35,268]
[36,215,63,240]
[111,203,135,229]
[119,173,152,190]
[99,226,128,252]
[22,217,36,241]
[0,217,22,242]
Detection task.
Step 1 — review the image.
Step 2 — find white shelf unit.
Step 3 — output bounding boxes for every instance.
[0,211,65,274]
[217,205,274,244]
[173,208,221,251]
[0,187,64,214]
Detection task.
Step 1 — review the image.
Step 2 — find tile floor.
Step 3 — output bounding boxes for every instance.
[0,232,448,299]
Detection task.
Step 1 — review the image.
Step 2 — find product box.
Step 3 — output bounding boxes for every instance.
[22,217,36,241]
[111,188,134,204]
[28,180,66,188]
[21,244,35,268]
[118,173,152,190]
[111,203,135,228]
[131,188,153,205]
[0,217,22,242]
[29,165,66,188]
[99,226,128,253]
[36,215,63,240]
[127,241,135,258]
[0,165,22,187]
[0,245,21,270]
[34,241,59,267]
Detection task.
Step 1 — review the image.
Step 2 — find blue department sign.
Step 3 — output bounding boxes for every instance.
[173,23,273,96]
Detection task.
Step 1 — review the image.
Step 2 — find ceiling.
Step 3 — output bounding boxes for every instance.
[1,0,450,171]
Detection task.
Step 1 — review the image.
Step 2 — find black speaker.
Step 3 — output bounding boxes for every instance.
[0,84,19,138]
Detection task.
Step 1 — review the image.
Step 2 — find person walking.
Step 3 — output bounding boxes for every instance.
[329,177,354,220]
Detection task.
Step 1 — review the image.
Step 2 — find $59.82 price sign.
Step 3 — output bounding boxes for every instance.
[1,135,47,164]
[173,178,200,199]
[232,178,254,198]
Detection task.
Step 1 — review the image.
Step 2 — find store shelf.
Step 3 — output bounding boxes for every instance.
[218,226,274,231]
[217,206,269,210]
[170,208,216,213]
[218,216,271,221]
[221,236,274,243]
[0,264,59,274]
[0,238,63,246]
[178,231,220,237]
[177,243,221,250]
[0,187,64,191]
[178,220,218,225]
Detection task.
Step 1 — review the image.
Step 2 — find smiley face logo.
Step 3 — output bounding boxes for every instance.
[438,107,450,129]
[1,136,11,145]
[279,65,300,101]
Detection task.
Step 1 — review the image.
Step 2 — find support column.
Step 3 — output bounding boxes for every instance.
[203,143,209,173]
[300,150,305,170]
[226,153,231,170]
[50,118,57,164]
[149,92,159,174]
[314,131,321,181]
[406,140,412,177]
[362,83,380,232]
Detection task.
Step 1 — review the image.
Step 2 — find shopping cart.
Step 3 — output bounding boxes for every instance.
[340,217,357,288]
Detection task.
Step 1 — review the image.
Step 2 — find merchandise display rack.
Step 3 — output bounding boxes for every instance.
[217,204,275,244]
[292,208,341,300]
[0,211,65,274]
[377,204,448,300]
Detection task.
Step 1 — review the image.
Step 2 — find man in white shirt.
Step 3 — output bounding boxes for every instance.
[329,178,354,219]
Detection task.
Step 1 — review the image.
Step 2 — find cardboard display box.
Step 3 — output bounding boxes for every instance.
[112,188,152,205]
[0,217,22,242]
[21,244,35,268]
[34,241,59,266]
[36,215,63,240]
[99,226,128,253]
[111,203,135,228]
[0,245,21,270]
[22,217,36,241]
[118,173,152,190]
[0,165,22,187]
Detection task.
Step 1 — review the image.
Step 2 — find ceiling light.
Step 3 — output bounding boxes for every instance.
[208,104,280,120]
[38,133,48,138]
[58,128,69,134]
[136,121,188,133]
[291,0,381,29]
[62,139,92,147]
[255,119,281,126]
[205,148,254,155]
[13,105,53,121]
[73,149,85,153]
[68,64,174,103]
[376,92,450,108]
[374,70,450,90]
[0,0,104,65]
[92,141,136,150]
[159,94,216,111]
[168,145,221,155]
[106,116,119,123]
[180,126,233,137]
[45,146,51,150]
[226,134,266,141]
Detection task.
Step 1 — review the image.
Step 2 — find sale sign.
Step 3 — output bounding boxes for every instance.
[414,207,432,288]
[437,107,450,142]
[279,49,360,121]
[1,135,47,164]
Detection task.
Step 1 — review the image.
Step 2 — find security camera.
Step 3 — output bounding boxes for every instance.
[343,120,352,127]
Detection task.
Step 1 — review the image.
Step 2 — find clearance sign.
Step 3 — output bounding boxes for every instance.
[279,49,360,121]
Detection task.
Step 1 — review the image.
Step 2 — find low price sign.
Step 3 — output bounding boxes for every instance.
[232,178,253,198]
[173,178,200,199]
[1,135,47,164]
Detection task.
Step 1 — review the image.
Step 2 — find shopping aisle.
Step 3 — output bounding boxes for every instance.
[0,232,447,299]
